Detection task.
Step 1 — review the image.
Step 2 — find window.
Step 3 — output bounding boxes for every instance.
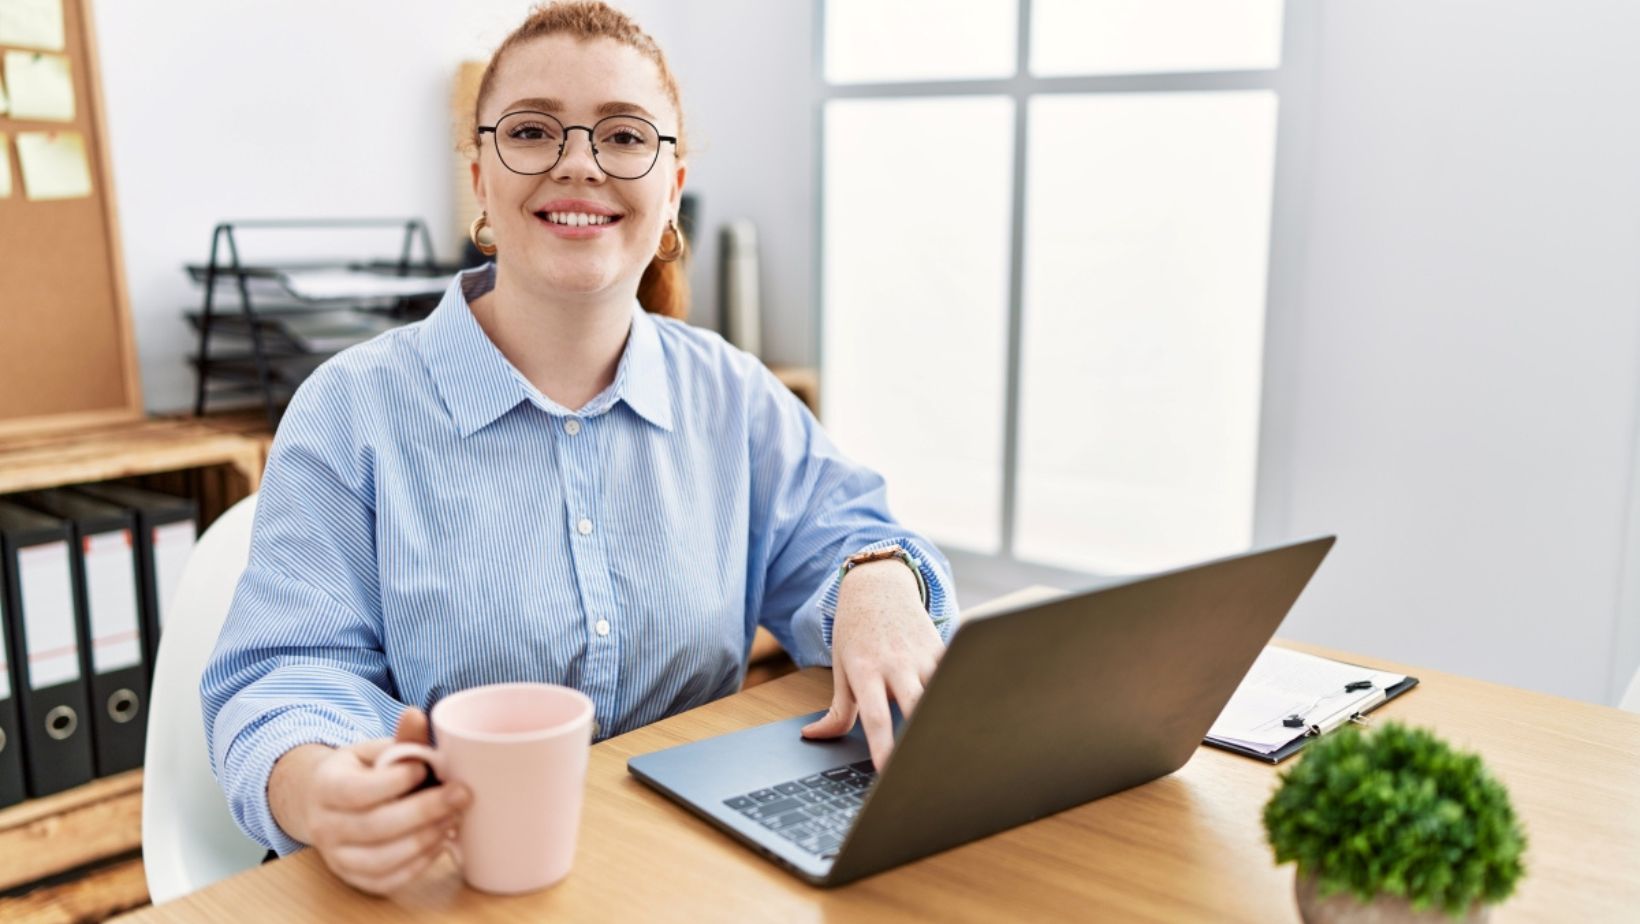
[821,1,1293,574]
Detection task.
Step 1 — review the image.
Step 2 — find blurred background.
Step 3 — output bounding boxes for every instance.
[88,0,1640,708]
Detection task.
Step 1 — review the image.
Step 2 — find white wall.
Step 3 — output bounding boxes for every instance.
[663,1,816,364]
[1258,0,1640,705]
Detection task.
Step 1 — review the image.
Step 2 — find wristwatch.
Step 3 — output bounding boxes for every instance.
[839,546,930,610]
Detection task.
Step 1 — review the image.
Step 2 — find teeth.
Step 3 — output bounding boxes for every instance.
[544,211,613,226]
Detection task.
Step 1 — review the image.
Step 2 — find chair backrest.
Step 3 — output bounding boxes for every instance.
[1622,664,1640,714]
[141,493,265,904]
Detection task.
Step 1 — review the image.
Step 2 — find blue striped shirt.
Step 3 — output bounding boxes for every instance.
[201,264,956,855]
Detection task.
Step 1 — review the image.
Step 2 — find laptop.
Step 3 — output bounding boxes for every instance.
[627,535,1336,886]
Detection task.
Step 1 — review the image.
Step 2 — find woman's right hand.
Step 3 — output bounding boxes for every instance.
[268,707,471,895]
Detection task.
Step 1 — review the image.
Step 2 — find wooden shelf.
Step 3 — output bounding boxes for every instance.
[166,409,278,469]
[0,770,144,893]
[0,418,263,499]
[0,855,148,923]
[0,416,268,918]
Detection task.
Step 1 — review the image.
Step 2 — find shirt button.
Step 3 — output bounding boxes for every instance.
[595,619,611,637]
[564,418,582,436]
[576,517,593,536]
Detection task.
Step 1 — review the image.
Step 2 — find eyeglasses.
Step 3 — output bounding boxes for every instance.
[477,111,678,180]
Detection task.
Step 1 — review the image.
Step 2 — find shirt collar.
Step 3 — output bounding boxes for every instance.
[418,264,674,438]
[615,299,674,432]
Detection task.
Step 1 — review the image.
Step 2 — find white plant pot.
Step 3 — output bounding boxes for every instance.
[1295,872,1489,924]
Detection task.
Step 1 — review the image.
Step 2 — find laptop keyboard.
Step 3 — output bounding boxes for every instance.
[722,760,878,858]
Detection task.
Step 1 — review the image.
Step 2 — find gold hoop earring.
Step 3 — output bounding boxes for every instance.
[469,213,498,256]
[655,219,684,263]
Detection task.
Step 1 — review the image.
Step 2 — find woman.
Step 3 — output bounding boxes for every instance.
[202,1,956,896]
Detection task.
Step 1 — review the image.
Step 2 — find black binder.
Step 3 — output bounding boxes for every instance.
[0,500,95,797]
[0,553,24,808]
[16,490,150,777]
[69,483,198,676]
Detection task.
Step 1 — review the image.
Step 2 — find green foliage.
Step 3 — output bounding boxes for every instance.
[1262,722,1527,917]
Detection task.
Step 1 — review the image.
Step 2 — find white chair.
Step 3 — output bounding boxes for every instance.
[141,493,266,904]
[1621,664,1640,714]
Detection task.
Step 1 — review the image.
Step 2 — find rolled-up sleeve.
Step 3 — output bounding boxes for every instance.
[200,366,406,855]
[745,363,957,665]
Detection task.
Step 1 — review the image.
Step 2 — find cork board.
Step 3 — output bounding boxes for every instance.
[0,0,141,438]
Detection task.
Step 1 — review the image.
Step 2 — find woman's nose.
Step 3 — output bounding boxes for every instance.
[552,128,603,182]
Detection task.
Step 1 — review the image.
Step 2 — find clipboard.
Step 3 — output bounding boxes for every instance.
[1205,674,1420,763]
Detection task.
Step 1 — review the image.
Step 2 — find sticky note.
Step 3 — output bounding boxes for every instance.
[16,130,91,200]
[4,50,74,122]
[0,71,10,115]
[0,0,65,51]
[0,135,12,198]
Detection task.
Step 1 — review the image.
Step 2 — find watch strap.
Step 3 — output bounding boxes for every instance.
[838,546,931,610]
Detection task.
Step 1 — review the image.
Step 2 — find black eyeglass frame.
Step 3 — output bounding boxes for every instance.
[477,110,679,180]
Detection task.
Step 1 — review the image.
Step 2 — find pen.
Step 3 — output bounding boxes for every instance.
[1309,688,1388,736]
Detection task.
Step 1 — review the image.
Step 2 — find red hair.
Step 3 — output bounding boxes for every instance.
[473,1,689,318]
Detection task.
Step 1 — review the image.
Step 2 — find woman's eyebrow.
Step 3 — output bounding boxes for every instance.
[594,100,657,120]
[500,97,657,121]
[503,96,564,113]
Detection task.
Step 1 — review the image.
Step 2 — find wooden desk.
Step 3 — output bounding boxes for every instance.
[118,642,1640,923]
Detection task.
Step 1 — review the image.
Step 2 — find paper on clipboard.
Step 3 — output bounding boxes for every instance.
[0,0,65,52]
[1208,647,1407,755]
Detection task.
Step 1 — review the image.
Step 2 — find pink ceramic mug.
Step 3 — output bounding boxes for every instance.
[373,682,596,894]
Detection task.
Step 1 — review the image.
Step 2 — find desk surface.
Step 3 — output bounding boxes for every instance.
[122,641,1640,923]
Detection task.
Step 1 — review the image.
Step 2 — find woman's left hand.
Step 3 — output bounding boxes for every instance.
[800,559,945,770]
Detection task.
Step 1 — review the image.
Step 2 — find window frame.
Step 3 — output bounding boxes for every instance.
[813,0,1319,567]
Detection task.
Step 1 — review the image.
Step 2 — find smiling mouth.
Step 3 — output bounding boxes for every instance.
[535,210,622,227]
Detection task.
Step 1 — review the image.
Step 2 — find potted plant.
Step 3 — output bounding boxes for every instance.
[1263,722,1527,923]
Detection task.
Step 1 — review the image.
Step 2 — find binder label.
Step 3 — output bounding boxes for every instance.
[84,530,143,673]
[153,521,198,628]
[18,541,79,688]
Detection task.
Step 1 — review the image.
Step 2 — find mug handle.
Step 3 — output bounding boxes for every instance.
[372,743,463,865]
[373,741,444,778]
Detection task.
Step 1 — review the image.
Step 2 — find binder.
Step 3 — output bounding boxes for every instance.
[69,483,198,676]
[0,500,95,797]
[16,490,149,776]
[0,552,23,808]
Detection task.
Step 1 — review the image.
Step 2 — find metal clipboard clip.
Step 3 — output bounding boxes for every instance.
[1304,687,1388,737]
